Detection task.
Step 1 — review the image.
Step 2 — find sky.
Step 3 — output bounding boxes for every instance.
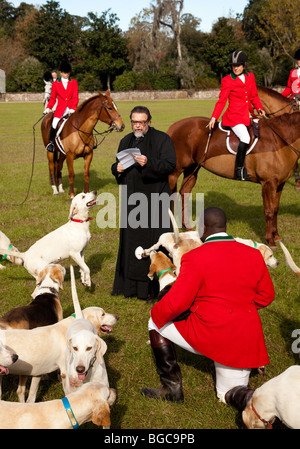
[9,0,249,33]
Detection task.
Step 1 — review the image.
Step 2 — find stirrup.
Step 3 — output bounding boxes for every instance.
[235,167,251,181]
[45,142,55,153]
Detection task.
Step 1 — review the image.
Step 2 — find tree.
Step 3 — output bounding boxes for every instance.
[81,10,129,90]
[203,17,245,81]
[21,0,82,69]
[152,0,184,62]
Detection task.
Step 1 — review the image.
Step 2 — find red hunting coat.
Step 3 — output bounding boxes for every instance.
[211,71,263,127]
[151,235,275,369]
[281,68,300,98]
[47,78,79,118]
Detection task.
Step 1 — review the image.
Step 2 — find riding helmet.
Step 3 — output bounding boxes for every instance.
[60,61,72,73]
[230,50,248,66]
[294,49,300,60]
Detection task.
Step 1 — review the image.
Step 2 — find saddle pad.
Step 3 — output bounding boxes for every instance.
[218,122,258,155]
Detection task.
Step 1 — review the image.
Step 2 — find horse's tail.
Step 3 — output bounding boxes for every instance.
[279,241,300,277]
[168,209,180,244]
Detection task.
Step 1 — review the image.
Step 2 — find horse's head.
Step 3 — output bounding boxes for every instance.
[98,90,125,132]
[257,85,296,116]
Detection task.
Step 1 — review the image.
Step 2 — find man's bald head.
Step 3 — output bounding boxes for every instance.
[199,207,227,241]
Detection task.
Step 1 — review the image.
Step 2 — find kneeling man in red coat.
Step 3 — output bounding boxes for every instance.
[142,207,275,404]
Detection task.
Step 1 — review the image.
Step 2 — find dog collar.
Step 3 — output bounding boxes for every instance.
[254,242,258,248]
[251,403,273,429]
[62,397,79,429]
[157,268,174,279]
[1,244,12,261]
[70,217,93,223]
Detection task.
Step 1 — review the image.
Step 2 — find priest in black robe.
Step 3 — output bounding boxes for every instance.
[111,106,176,300]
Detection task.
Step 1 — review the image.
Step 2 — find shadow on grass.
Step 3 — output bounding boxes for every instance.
[61,169,114,193]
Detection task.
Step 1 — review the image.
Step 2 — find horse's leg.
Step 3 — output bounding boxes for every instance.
[83,152,93,193]
[65,153,75,198]
[179,165,201,230]
[47,151,59,195]
[57,153,65,194]
[261,177,280,248]
[272,181,285,243]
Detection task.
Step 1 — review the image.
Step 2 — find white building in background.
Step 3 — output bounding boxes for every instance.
[0,70,6,93]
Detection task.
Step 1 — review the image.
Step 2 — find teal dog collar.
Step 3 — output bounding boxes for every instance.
[62,397,79,429]
[1,244,12,261]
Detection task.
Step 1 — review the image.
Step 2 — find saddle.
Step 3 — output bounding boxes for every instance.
[219,119,260,155]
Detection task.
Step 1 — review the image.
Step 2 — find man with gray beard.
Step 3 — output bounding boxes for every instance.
[111,106,176,300]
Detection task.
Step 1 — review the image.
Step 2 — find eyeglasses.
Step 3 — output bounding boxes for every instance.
[131,120,148,125]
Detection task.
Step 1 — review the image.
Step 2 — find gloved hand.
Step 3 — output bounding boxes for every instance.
[43,108,51,115]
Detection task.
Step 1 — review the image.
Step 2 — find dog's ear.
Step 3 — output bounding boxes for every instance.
[68,201,78,219]
[96,336,107,360]
[36,268,46,286]
[92,400,111,427]
[147,263,156,280]
[51,265,65,289]
[65,337,73,364]
[257,245,268,260]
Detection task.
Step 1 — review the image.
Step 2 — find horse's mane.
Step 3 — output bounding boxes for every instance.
[257,85,289,103]
[77,92,104,113]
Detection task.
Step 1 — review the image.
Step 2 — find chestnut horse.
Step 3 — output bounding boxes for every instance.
[167,112,300,248]
[41,90,125,197]
[257,85,299,117]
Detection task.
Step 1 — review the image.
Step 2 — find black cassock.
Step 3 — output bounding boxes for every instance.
[111,127,176,300]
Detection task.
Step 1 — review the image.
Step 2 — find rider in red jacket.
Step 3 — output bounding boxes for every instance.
[44,61,79,152]
[208,51,265,181]
[281,49,300,190]
[142,207,275,404]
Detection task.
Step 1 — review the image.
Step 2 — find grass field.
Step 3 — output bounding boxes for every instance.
[0,98,299,430]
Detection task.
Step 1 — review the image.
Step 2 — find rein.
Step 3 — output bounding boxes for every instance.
[262,116,300,157]
[260,97,297,116]
[18,114,45,206]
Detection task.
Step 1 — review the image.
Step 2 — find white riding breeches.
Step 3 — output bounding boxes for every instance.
[231,124,250,144]
[52,107,70,129]
[148,317,251,403]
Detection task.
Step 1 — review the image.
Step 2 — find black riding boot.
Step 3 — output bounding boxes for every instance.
[225,385,254,411]
[45,126,57,152]
[142,330,184,403]
[235,142,252,180]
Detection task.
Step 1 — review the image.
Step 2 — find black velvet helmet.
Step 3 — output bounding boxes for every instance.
[230,50,248,66]
[60,61,72,73]
[294,49,300,60]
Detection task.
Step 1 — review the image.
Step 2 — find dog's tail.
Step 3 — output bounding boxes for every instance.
[168,209,180,244]
[70,265,84,318]
[279,241,300,277]
[0,248,24,266]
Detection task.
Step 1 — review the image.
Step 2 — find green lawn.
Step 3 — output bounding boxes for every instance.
[0,98,299,429]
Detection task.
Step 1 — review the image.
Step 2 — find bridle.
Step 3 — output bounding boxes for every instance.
[71,97,121,150]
